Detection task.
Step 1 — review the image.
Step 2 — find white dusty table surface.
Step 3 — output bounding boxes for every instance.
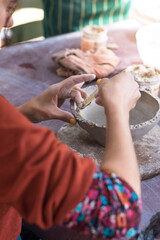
[57,124,160,181]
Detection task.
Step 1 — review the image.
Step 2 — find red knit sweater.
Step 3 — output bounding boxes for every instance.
[0,96,96,240]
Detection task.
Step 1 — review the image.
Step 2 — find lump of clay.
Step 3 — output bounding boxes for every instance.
[52,47,120,79]
[126,64,160,83]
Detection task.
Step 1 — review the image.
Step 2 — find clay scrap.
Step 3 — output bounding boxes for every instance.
[52,47,120,79]
[57,123,160,180]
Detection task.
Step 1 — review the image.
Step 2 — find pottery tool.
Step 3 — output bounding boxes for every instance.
[79,87,98,109]
[79,79,101,110]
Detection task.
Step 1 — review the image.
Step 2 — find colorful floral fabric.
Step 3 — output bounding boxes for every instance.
[61,168,142,239]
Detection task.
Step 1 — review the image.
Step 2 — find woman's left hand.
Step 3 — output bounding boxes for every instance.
[18,74,95,123]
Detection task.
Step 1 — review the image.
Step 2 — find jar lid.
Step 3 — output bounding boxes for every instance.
[126,64,160,85]
[82,25,107,39]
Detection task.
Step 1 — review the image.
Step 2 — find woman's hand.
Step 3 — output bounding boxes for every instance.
[95,72,141,116]
[97,72,141,196]
[18,74,95,123]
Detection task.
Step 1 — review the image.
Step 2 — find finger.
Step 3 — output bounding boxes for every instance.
[138,90,141,98]
[62,74,96,89]
[54,108,76,124]
[135,81,140,89]
[73,88,88,99]
[95,97,103,106]
[71,89,84,105]
[73,82,84,88]
[119,71,133,78]
[129,90,141,110]
[136,89,141,101]
[94,92,99,98]
[98,78,109,88]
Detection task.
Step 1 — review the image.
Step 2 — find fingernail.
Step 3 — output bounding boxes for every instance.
[70,118,76,125]
[97,79,102,85]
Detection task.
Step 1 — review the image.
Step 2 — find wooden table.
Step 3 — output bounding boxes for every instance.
[0,20,160,239]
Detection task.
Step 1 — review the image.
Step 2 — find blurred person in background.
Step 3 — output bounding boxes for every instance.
[42,0,132,37]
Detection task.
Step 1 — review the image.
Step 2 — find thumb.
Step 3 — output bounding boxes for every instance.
[55,108,76,124]
[62,74,96,89]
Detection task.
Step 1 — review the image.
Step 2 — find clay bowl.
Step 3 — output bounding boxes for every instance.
[70,85,160,147]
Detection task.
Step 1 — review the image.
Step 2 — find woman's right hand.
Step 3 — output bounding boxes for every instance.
[95,72,141,116]
[97,72,141,197]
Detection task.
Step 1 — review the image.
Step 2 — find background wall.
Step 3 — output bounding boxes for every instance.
[6,0,160,45]
[130,0,160,25]
[10,0,44,44]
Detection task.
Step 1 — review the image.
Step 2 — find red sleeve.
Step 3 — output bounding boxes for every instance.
[0,96,96,228]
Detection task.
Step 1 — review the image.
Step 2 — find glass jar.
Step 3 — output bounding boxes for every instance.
[138,80,160,96]
[126,64,160,96]
[81,25,108,52]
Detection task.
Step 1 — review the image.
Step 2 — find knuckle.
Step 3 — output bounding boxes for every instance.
[138,91,141,98]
